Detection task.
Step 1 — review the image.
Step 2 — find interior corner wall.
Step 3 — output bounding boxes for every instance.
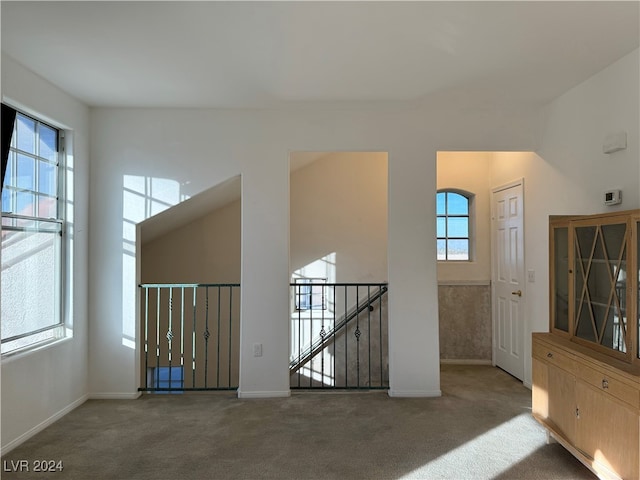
[290,151,388,282]
[0,53,90,451]
[491,48,640,387]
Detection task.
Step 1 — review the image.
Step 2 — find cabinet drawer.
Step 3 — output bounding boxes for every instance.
[578,363,639,409]
[533,341,576,374]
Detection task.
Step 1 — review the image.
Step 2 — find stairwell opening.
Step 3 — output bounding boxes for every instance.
[289,152,389,389]
[137,175,242,392]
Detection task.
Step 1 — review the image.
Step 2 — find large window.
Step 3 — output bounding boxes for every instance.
[1,108,65,354]
[437,190,471,261]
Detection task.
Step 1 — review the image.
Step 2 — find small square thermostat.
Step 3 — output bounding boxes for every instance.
[604,190,622,206]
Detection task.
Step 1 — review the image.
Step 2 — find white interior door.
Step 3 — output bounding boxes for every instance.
[492,180,525,380]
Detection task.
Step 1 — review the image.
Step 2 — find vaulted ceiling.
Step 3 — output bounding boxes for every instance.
[1,2,638,110]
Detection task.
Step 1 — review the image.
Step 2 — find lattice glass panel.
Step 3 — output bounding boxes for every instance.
[574,223,628,353]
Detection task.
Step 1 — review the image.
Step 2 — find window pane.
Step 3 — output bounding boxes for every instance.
[16,154,35,191]
[436,193,445,215]
[1,229,60,340]
[447,217,469,237]
[437,239,447,260]
[437,217,446,237]
[38,160,57,196]
[37,195,57,219]
[16,191,35,216]
[447,239,469,260]
[4,151,14,186]
[39,125,57,162]
[447,193,468,215]
[16,115,36,154]
[2,188,11,212]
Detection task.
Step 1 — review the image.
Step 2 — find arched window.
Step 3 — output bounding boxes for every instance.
[437,190,471,261]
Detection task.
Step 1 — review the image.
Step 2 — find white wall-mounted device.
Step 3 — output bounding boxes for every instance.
[603,132,627,154]
[604,189,622,206]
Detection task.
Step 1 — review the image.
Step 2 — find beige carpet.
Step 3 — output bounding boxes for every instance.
[1,365,595,479]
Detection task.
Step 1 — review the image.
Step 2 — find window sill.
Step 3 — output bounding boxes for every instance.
[1,334,73,365]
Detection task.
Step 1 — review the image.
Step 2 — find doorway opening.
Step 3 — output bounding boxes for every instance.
[436,152,527,382]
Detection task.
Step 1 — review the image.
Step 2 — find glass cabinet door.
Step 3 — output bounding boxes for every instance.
[552,225,569,332]
[573,222,628,353]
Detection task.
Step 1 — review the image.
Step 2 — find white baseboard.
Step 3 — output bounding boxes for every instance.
[440,359,493,365]
[88,392,142,400]
[388,389,442,398]
[237,390,291,399]
[1,394,88,454]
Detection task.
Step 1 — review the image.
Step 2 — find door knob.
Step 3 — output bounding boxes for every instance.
[511,290,522,297]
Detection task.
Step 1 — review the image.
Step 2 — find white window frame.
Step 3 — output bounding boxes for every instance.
[436,189,474,262]
[1,108,66,356]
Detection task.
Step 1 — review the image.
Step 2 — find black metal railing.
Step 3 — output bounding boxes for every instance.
[139,283,240,392]
[289,282,388,389]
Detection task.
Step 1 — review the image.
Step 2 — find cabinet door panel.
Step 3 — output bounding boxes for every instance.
[548,364,576,443]
[532,357,549,419]
[576,381,639,480]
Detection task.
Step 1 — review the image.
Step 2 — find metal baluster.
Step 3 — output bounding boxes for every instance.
[368,285,371,388]
[155,287,160,390]
[355,285,360,388]
[204,287,210,389]
[344,285,348,388]
[379,286,383,387]
[144,287,149,389]
[320,282,326,388]
[180,287,185,390]
[332,285,336,388]
[297,284,301,388]
[309,286,313,388]
[168,288,173,390]
[192,287,197,389]
[217,285,221,388]
[228,286,233,388]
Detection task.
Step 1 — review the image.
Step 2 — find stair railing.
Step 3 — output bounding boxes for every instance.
[289,282,388,388]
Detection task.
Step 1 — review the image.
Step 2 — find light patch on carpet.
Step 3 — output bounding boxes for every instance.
[397,413,546,479]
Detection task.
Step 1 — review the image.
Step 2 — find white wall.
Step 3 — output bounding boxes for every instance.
[1,53,90,450]
[88,103,540,399]
[491,48,640,387]
[290,151,388,283]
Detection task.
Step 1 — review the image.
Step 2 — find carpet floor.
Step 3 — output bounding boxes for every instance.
[1,365,595,479]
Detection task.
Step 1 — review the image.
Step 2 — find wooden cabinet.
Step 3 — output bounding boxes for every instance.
[533,334,640,480]
[533,210,640,480]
